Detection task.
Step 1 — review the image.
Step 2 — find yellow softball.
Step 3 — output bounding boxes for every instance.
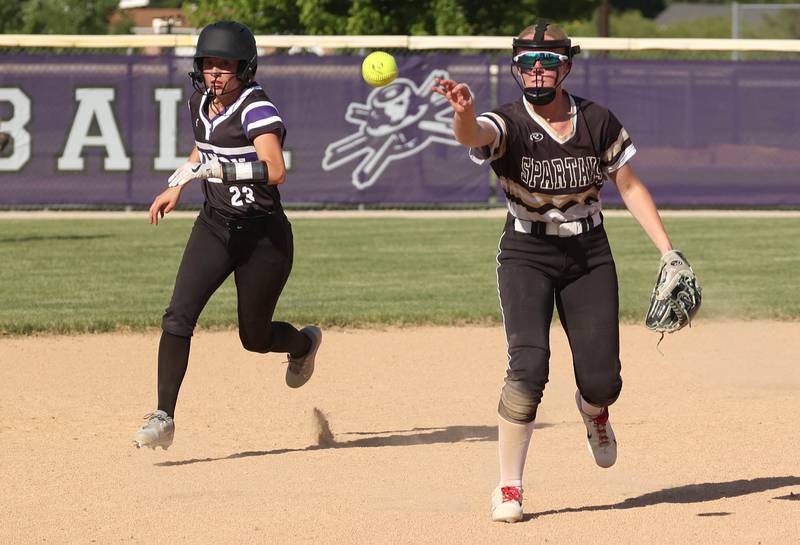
[361,51,398,87]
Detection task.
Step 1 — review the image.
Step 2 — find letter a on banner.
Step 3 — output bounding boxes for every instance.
[58,88,131,171]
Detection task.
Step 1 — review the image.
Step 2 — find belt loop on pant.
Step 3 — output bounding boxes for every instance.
[513,210,602,237]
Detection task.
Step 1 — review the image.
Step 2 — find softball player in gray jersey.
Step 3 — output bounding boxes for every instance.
[434,21,687,522]
[133,21,322,450]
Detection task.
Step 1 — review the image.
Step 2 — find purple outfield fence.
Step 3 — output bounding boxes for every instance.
[0,53,798,207]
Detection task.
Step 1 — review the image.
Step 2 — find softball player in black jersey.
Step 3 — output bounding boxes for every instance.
[133,21,322,450]
[434,21,691,522]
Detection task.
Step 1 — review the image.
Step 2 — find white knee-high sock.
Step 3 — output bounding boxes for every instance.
[498,414,535,488]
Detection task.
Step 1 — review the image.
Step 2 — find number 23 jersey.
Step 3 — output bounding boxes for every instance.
[471,94,636,223]
[189,84,285,217]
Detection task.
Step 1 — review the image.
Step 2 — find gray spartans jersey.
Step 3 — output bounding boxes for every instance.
[189,84,286,217]
[471,94,636,223]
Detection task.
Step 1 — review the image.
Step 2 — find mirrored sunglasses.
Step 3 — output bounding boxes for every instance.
[513,51,569,70]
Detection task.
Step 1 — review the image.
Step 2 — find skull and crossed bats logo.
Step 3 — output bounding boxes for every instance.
[322,69,465,190]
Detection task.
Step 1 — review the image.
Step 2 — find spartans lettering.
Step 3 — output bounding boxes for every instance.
[519,156,603,190]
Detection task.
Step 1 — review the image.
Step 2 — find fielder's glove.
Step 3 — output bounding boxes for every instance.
[645,250,702,334]
[168,160,223,187]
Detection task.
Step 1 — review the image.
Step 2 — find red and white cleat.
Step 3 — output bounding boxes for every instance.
[576,390,617,468]
[491,485,524,523]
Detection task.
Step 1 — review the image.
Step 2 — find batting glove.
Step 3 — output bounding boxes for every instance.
[168,160,223,187]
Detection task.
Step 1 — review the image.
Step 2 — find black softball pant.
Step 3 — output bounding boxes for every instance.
[162,205,305,354]
[496,214,622,424]
[155,205,309,417]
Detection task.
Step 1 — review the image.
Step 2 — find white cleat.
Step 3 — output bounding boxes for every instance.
[286,326,322,389]
[133,410,174,450]
[575,390,617,468]
[491,485,524,523]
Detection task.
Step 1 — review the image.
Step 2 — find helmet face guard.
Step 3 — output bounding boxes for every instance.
[190,21,258,96]
[511,20,580,106]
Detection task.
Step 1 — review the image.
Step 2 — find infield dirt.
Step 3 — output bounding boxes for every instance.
[1,322,798,544]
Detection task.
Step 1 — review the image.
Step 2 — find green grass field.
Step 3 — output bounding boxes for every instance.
[1,215,798,335]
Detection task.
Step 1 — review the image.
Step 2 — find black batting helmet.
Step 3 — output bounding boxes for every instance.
[512,20,581,59]
[190,21,258,91]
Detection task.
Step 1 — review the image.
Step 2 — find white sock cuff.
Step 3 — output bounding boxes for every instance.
[498,413,534,429]
[579,394,605,416]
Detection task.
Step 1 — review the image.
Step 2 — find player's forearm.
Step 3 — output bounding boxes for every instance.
[453,109,489,147]
[264,160,285,185]
[619,182,673,255]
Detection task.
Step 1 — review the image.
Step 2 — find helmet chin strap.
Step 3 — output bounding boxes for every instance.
[206,77,244,112]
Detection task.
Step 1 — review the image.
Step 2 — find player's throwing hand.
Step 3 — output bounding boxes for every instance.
[431,78,474,113]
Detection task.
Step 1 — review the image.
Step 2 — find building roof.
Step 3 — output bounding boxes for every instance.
[110,7,188,30]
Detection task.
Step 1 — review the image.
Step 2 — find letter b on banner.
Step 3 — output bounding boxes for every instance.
[0,89,32,171]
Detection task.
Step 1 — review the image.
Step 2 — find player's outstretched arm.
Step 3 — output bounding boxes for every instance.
[431,78,495,148]
[609,164,672,255]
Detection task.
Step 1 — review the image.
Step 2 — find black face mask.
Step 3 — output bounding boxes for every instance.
[523,86,557,105]
[512,66,565,106]
[512,20,579,107]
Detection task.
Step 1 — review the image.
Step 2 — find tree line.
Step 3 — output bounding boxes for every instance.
[0,0,797,40]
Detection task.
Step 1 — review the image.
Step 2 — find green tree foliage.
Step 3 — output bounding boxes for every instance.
[182,0,302,33]
[0,0,26,34]
[19,0,119,34]
[185,0,599,35]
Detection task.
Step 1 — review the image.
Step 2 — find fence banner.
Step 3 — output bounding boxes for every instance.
[2,54,799,206]
[0,54,492,205]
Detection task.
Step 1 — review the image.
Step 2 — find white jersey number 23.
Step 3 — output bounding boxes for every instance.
[229,186,255,207]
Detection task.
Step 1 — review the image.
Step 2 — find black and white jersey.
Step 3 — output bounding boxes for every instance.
[471,94,635,222]
[189,84,286,217]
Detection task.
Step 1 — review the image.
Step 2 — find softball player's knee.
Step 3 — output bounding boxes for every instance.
[577,370,623,407]
[239,325,272,354]
[499,346,549,423]
[161,309,196,338]
[498,380,541,423]
[239,331,272,353]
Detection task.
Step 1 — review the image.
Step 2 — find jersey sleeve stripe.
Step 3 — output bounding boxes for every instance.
[241,100,277,117]
[605,143,637,173]
[242,105,280,129]
[469,112,507,164]
[601,127,630,165]
[246,115,283,133]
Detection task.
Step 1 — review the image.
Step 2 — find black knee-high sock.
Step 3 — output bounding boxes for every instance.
[157,331,191,417]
